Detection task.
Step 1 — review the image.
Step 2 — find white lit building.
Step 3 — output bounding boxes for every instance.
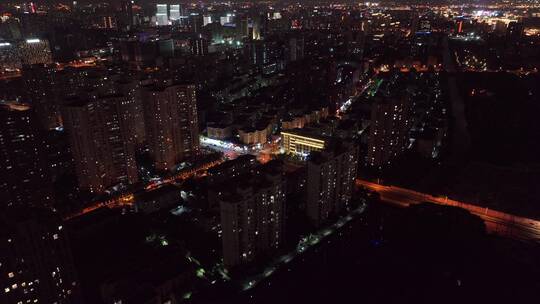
[169,4,181,21]
[156,4,169,26]
[203,15,212,26]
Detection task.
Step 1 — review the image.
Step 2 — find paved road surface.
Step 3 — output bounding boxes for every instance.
[357,179,540,243]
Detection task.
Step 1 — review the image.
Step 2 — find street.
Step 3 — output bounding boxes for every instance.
[356,179,540,243]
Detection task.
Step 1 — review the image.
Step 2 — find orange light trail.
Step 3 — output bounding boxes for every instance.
[357,179,540,243]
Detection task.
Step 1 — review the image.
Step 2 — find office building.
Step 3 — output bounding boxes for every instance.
[203,15,212,26]
[0,207,81,304]
[0,102,52,208]
[169,4,181,21]
[220,15,232,26]
[219,161,286,269]
[142,83,199,172]
[367,95,413,168]
[306,141,359,226]
[156,4,169,26]
[281,129,327,156]
[61,95,139,193]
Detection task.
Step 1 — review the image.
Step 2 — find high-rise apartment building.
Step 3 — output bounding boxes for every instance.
[61,95,139,193]
[306,141,359,226]
[142,83,199,172]
[366,95,413,168]
[22,64,61,130]
[115,78,146,146]
[0,207,81,304]
[0,102,52,208]
[219,161,286,269]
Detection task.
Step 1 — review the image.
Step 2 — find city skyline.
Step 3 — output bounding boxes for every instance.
[1,0,540,303]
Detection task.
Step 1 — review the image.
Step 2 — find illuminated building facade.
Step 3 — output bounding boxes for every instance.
[306,141,359,226]
[142,84,199,172]
[61,95,139,193]
[281,129,326,156]
[203,15,212,26]
[156,4,169,26]
[18,39,52,66]
[219,161,286,269]
[0,208,81,304]
[169,4,183,21]
[0,102,52,208]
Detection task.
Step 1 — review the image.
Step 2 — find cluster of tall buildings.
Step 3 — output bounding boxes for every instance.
[0,74,201,302]
[1,70,200,196]
[61,80,199,192]
[214,137,359,270]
